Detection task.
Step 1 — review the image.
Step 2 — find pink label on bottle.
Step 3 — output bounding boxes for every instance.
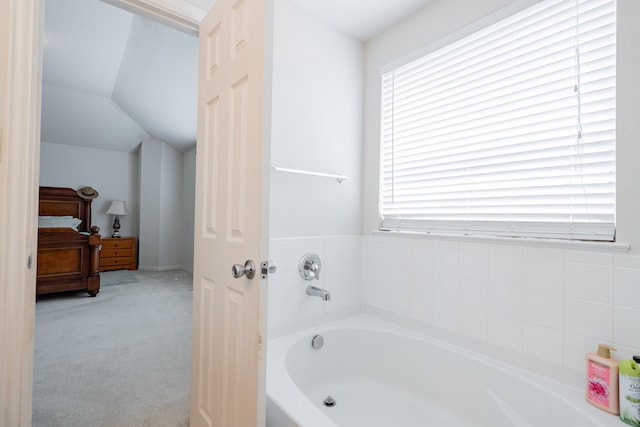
[588,360,611,407]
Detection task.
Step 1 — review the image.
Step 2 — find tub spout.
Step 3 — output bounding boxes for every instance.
[306,285,331,301]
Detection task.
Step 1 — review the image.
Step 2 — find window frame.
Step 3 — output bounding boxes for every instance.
[378,0,617,242]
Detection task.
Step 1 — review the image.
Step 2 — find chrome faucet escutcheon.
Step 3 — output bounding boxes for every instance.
[299,253,322,281]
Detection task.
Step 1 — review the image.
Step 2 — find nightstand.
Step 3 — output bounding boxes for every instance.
[99,237,137,272]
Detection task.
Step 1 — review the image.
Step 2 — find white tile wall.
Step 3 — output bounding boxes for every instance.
[523,323,564,365]
[267,235,361,329]
[488,284,522,320]
[616,306,640,349]
[362,234,640,374]
[564,298,613,342]
[523,290,563,329]
[268,234,640,375]
[458,307,488,341]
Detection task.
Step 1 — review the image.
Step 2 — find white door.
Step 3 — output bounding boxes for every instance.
[190,0,271,425]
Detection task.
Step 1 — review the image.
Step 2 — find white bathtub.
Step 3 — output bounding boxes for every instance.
[266,314,620,427]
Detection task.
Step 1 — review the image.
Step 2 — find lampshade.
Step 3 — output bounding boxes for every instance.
[106,200,128,216]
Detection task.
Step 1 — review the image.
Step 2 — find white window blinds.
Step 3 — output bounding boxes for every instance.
[380,0,616,241]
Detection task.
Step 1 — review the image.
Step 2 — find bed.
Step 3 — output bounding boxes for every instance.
[36,186,102,297]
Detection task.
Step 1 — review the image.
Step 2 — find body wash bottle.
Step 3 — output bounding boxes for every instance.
[619,356,640,426]
[586,344,619,415]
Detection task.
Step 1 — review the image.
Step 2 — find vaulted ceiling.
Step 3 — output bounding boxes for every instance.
[41,0,432,153]
[42,0,199,153]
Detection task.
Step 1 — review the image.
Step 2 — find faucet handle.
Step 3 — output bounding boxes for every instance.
[309,261,320,279]
[299,253,321,281]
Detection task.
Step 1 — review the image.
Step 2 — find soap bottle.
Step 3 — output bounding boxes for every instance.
[586,344,619,414]
[619,356,640,426]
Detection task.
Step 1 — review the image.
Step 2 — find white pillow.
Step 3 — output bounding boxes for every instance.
[38,216,83,230]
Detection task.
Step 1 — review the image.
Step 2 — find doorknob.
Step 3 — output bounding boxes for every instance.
[232,259,256,279]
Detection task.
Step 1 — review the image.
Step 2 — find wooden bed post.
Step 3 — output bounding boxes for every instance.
[84,199,92,233]
[87,226,101,297]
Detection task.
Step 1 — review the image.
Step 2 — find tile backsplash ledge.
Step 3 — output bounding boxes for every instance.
[269,234,640,373]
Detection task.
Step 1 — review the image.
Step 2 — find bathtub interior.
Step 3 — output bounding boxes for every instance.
[268,316,621,427]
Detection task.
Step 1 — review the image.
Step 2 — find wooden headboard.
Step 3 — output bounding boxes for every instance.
[39,187,94,233]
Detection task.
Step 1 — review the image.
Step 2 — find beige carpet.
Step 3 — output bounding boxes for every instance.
[100,269,139,287]
[33,269,193,427]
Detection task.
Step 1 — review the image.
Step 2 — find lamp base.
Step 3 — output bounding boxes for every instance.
[112,216,121,238]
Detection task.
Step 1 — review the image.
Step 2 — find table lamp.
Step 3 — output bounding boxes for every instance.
[106,200,128,238]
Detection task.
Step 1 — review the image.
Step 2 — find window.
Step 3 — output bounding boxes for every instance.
[380,0,616,241]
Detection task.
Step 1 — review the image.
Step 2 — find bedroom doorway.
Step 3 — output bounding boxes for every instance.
[36,0,272,425]
[38,5,199,276]
[35,0,198,424]
[2,0,272,423]
[39,0,198,271]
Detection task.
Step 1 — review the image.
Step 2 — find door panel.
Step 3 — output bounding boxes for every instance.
[191,0,270,426]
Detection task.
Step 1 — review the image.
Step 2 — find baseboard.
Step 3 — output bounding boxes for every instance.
[137,265,185,272]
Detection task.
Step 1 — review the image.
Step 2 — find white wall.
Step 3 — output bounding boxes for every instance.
[39,141,139,238]
[139,139,161,268]
[159,141,183,267]
[182,148,196,273]
[267,0,365,330]
[138,138,186,270]
[269,0,363,238]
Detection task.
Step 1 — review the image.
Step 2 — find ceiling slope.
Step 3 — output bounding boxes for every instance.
[41,0,433,153]
[41,84,151,151]
[42,0,198,153]
[112,17,198,150]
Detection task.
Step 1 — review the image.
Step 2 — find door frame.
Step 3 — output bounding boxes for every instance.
[100,0,203,35]
[0,1,208,424]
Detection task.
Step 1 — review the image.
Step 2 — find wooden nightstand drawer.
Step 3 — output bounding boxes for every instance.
[101,248,133,258]
[99,237,137,272]
[102,239,134,250]
[100,257,129,267]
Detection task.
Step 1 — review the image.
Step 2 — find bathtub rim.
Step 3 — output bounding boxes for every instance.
[266,311,622,427]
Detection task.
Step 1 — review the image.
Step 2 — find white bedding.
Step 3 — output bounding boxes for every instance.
[38,216,82,231]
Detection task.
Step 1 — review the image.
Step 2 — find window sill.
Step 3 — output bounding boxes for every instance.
[372,230,630,253]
